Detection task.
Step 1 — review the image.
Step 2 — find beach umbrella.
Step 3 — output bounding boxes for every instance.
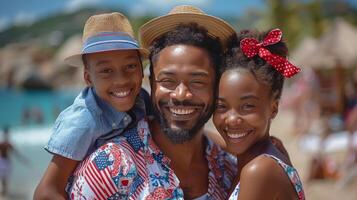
[313,18,357,69]
[291,19,357,113]
[292,18,357,69]
[290,37,319,68]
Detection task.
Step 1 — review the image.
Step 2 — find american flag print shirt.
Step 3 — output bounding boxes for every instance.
[68,119,237,200]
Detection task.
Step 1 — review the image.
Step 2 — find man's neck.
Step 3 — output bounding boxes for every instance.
[150,119,206,169]
[150,119,209,199]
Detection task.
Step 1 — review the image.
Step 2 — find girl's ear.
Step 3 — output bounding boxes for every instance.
[271,99,279,119]
[84,68,92,86]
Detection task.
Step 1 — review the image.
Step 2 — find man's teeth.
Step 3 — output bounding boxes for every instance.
[227,131,249,139]
[170,108,195,115]
[112,90,130,97]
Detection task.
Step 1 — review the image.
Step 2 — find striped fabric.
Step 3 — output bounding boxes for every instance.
[68,119,236,200]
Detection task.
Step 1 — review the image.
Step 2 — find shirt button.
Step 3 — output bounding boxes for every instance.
[112,122,116,128]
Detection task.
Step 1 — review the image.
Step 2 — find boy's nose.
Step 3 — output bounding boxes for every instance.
[113,71,130,85]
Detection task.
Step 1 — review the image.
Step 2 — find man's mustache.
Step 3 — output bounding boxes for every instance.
[158,99,204,108]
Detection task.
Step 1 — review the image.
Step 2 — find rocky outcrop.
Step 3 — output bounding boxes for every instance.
[0,35,85,90]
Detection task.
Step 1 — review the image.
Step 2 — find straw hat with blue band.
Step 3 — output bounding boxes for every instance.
[65,12,149,67]
[139,5,236,50]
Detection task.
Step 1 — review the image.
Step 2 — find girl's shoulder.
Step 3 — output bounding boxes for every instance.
[242,154,284,180]
[240,155,292,192]
[240,154,304,200]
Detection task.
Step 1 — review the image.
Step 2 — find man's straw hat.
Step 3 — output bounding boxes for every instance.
[65,12,149,67]
[139,5,236,50]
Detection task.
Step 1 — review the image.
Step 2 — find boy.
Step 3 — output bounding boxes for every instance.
[34,12,149,199]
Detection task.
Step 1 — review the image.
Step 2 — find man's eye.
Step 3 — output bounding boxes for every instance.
[190,81,206,88]
[215,104,227,111]
[157,79,177,89]
[100,68,113,73]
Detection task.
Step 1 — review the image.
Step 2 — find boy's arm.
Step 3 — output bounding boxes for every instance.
[34,155,78,200]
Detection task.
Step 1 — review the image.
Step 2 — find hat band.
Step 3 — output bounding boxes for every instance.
[82,32,140,53]
[82,39,139,52]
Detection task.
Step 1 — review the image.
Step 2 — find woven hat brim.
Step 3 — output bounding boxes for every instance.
[139,13,236,49]
[64,48,149,67]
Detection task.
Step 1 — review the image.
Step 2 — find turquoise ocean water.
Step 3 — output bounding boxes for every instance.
[1,89,78,199]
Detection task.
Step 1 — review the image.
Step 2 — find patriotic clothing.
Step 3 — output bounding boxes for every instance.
[68,119,237,200]
[45,87,147,161]
[228,154,305,200]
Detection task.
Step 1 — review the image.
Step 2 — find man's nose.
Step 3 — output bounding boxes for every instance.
[170,82,193,101]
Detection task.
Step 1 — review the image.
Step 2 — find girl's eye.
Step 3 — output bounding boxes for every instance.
[241,104,255,110]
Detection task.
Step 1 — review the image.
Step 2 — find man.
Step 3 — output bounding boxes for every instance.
[140,5,238,199]
[68,5,237,199]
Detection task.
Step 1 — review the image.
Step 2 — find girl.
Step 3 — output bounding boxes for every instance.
[213,29,305,200]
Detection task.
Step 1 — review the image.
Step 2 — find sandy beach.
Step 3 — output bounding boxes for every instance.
[269,111,357,200]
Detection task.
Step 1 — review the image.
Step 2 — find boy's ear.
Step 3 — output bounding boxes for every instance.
[83,68,92,86]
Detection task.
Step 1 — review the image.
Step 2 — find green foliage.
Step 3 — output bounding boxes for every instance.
[262,0,357,49]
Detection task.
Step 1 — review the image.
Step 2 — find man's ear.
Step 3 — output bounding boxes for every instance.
[83,68,92,86]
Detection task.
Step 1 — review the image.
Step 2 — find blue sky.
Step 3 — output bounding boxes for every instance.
[0,0,264,31]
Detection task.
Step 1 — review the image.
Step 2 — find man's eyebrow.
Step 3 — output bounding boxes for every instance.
[157,70,175,76]
[240,94,259,100]
[190,71,209,77]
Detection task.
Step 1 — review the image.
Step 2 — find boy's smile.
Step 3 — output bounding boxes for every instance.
[84,50,143,112]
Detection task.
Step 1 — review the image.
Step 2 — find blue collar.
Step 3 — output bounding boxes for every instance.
[86,87,126,128]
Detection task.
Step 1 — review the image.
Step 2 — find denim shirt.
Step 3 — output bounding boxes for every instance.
[45,87,147,161]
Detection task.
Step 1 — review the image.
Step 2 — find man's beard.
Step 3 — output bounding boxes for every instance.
[153,98,213,144]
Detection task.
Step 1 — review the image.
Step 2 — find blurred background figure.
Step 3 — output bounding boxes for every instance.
[0,126,29,197]
[337,101,357,189]
[287,67,321,137]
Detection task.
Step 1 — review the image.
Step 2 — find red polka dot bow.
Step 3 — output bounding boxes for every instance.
[240,28,301,78]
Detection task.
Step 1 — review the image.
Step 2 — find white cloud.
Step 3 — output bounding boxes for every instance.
[143,0,209,6]
[13,12,37,26]
[65,0,101,12]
